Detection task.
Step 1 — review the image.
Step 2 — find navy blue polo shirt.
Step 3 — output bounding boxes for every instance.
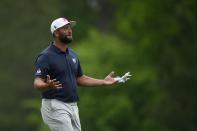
[35,43,83,102]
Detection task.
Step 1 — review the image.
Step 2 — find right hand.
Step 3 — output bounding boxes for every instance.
[46,75,62,89]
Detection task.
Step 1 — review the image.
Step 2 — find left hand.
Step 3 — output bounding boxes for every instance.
[103,71,118,85]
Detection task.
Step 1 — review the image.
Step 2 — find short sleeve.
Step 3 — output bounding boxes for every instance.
[34,54,50,79]
[77,59,83,77]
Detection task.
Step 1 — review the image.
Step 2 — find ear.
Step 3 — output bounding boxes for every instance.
[53,30,59,38]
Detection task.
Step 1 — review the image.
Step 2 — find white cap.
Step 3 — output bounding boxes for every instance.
[50,18,76,34]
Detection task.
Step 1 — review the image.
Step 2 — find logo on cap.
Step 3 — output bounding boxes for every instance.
[63,18,67,22]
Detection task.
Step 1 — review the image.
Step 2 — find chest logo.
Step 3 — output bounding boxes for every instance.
[72,58,76,64]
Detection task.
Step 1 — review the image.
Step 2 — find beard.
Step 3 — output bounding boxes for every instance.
[59,33,73,44]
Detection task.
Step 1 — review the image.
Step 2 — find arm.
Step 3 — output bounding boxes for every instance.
[34,75,62,90]
[77,72,117,87]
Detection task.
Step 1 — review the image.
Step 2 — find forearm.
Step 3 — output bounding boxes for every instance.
[77,75,105,87]
[34,78,49,90]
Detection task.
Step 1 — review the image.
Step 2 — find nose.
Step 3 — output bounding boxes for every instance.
[67,27,72,33]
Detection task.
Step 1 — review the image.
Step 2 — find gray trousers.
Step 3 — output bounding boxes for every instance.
[41,99,81,131]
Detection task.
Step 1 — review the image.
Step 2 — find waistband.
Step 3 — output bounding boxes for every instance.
[68,102,77,106]
[42,98,77,106]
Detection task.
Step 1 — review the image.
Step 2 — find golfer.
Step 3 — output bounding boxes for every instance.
[34,17,129,131]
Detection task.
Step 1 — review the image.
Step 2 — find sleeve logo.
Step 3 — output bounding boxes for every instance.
[36,68,41,74]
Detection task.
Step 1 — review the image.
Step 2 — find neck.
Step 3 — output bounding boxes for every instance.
[53,40,68,52]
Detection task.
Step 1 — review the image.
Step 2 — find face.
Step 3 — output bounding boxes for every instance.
[55,24,73,44]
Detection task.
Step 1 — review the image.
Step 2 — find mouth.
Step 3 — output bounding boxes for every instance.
[66,35,72,38]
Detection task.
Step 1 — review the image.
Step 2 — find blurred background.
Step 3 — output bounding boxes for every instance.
[0,0,197,131]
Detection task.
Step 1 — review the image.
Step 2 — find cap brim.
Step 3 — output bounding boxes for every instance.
[70,21,76,27]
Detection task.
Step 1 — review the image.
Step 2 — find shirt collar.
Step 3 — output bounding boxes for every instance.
[50,42,69,54]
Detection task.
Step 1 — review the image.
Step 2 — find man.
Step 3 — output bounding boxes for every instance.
[34,17,130,131]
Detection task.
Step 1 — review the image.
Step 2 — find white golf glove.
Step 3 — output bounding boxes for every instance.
[114,72,132,83]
